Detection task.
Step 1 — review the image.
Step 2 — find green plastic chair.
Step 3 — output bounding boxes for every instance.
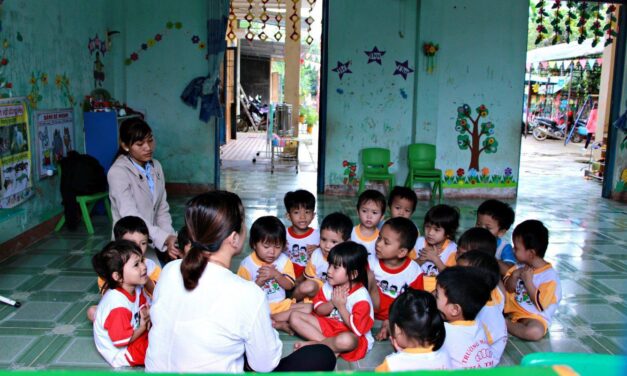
[404,143,442,201]
[358,147,395,193]
[522,352,627,376]
[55,166,112,235]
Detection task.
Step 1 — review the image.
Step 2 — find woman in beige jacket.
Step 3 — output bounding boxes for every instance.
[108,118,180,260]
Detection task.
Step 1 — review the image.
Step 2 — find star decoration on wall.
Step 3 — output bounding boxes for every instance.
[332,60,352,80]
[364,46,385,65]
[393,60,414,80]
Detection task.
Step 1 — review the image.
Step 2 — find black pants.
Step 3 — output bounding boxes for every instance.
[246,344,336,372]
[584,133,593,149]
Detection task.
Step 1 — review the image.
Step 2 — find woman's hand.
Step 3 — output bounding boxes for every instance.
[165,235,181,259]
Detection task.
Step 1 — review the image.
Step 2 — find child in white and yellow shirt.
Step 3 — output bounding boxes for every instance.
[351,189,386,256]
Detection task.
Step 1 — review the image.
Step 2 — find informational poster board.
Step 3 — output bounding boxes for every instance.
[35,108,74,179]
[0,101,32,208]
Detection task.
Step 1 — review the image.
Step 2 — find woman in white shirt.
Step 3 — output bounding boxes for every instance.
[145,191,336,373]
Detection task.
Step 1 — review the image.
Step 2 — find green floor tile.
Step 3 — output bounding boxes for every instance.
[42,276,97,292]
[52,337,108,367]
[3,301,71,322]
[0,335,36,364]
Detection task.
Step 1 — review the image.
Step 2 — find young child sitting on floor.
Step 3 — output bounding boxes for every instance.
[387,185,418,220]
[284,190,320,279]
[92,240,151,367]
[289,241,374,362]
[352,189,386,255]
[375,289,450,372]
[476,199,516,275]
[504,220,562,341]
[370,217,424,340]
[455,227,497,260]
[435,266,495,369]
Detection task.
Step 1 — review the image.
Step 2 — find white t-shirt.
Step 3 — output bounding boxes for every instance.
[476,287,507,365]
[376,347,451,371]
[351,225,379,256]
[285,227,320,269]
[145,260,282,373]
[442,320,495,369]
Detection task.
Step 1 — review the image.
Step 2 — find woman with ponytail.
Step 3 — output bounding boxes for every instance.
[145,191,336,373]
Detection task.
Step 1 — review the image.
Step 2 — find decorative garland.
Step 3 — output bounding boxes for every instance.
[289,0,300,41]
[590,3,604,47]
[245,0,255,41]
[563,1,575,43]
[304,0,316,45]
[0,38,12,97]
[422,42,439,74]
[124,21,207,65]
[534,0,549,45]
[226,1,237,42]
[274,0,284,41]
[604,4,618,46]
[576,1,589,44]
[258,0,269,41]
[549,0,563,45]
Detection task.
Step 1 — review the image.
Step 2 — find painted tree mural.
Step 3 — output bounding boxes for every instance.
[455,104,498,170]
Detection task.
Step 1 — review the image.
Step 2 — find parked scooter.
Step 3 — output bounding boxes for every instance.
[237,95,268,132]
[531,116,584,143]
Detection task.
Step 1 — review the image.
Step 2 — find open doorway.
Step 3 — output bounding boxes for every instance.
[218,0,322,177]
[520,1,621,192]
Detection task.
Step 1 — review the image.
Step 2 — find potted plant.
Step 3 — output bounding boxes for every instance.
[305,108,318,134]
[298,108,306,124]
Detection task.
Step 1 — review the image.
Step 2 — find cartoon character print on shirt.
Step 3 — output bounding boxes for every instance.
[261,279,281,296]
[132,310,141,329]
[299,247,308,264]
[288,244,309,265]
[329,306,342,322]
[321,271,328,281]
[514,279,532,305]
[422,261,439,277]
[377,280,408,298]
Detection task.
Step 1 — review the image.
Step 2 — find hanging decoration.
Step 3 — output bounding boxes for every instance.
[124,21,206,65]
[422,42,439,74]
[534,1,549,45]
[364,46,385,65]
[563,1,575,43]
[604,4,618,46]
[226,1,237,42]
[245,0,255,41]
[590,3,604,47]
[576,1,589,44]
[289,0,300,41]
[0,38,12,97]
[274,0,284,41]
[27,72,48,109]
[258,0,270,41]
[332,61,352,80]
[549,0,563,45]
[87,34,107,55]
[393,60,414,80]
[304,0,316,45]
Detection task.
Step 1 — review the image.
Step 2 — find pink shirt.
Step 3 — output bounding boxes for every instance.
[586,108,598,133]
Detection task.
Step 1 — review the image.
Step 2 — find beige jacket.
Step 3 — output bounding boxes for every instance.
[108,155,175,251]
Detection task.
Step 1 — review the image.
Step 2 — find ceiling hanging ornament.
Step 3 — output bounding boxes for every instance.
[274,0,283,41]
[227,0,237,42]
[590,3,604,47]
[289,0,300,41]
[304,0,316,45]
[604,4,618,46]
[534,0,549,45]
[245,0,255,41]
[549,0,563,45]
[576,1,589,44]
[564,0,575,43]
[258,0,270,41]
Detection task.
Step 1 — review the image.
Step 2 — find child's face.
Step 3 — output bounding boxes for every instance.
[389,197,414,219]
[320,229,344,257]
[424,223,447,247]
[286,206,315,232]
[326,263,349,287]
[375,224,407,260]
[358,200,384,230]
[434,284,456,322]
[122,232,149,255]
[119,253,148,288]
[254,240,284,264]
[513,236,534,264]
[476,214,507,238]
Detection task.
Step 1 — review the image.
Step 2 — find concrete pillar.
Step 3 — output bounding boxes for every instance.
[284,3,301,136]
[596,27,618,159]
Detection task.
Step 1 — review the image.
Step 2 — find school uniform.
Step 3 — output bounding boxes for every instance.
[98,258,161,296]
[285,227,320,278]
[413,237,457,292]
[476,287,507,365]
[304,248,329,287]
[375,346,451,371]
[351,225,379,256]
[442,320,496,369]
[368,256,424,320]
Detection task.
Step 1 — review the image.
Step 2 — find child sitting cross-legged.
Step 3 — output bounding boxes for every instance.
[284,190,320,279]
[375,289,451,372]
[289,241,374,362]
[292,212,353,301]
[238,216,312,334]
[371,217,424,341]
[435,266,495,369]
[92,240,151,367]
[457,251,507,366]
[504,220,562,341]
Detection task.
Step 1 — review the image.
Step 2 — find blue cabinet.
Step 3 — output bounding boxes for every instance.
[84,112,118,173]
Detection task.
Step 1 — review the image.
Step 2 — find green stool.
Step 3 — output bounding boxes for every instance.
[522,352,627,376]
[55,192,112,234]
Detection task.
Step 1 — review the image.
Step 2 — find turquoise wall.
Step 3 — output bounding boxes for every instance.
[324,0,528,195]
[0,0,112,244]
[609,37,627,198]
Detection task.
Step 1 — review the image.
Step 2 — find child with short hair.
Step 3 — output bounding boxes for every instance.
[92,240,150,367]
[414,205,459,291]
[457,251,507,366]
[375,289,450,371]
[352,189,386,255]
[293,212,353,300]
[504,220,561,341]
[371,217,424,340]
[435,267,495,369]
[456,227,497,260]
[289,241,374,362]
[284,190,320,278]
[476,199,516,275]
[387,186,418,220]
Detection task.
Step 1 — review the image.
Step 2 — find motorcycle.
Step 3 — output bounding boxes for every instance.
[531,116,584,143]
[237,95,268,132]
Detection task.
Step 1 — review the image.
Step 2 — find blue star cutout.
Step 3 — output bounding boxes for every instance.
[332,61,352,80]
[364,46,386,65]
[393,60,414,80]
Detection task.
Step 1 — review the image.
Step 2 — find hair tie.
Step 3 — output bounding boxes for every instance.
[191,241,220,253]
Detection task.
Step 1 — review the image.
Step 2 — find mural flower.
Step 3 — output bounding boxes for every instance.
[456,168,465,177]
[198,42,206,50]
[55,75,63,87]
[40,73,48,85]
[468,168,478,178]
[155,34,162,41]
[481,167,490,176]
[191,35,200,44]
[504,167,513,176]
[130,52,139,61]
[141,43,148,50]
[445,169,454,178]
[147,39,156,47]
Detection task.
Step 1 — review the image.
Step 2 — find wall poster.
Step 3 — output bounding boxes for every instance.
[35,108,74,179]
[0,101,32,208]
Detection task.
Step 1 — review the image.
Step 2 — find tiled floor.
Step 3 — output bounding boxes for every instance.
[0,138,625,370]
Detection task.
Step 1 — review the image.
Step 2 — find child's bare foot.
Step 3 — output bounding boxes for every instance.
[294,340,318,350]
[86,305,97,322]
[375,325,390,341]
[272,321,295,336]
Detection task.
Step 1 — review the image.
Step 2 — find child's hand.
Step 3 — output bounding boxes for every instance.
[139,306,150,328]
[420,245,439,263]
[256,267,273,285]
[375,320,390,341]
[520,266,534,284]
[331,285,348,308]
[306,244,318,256]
